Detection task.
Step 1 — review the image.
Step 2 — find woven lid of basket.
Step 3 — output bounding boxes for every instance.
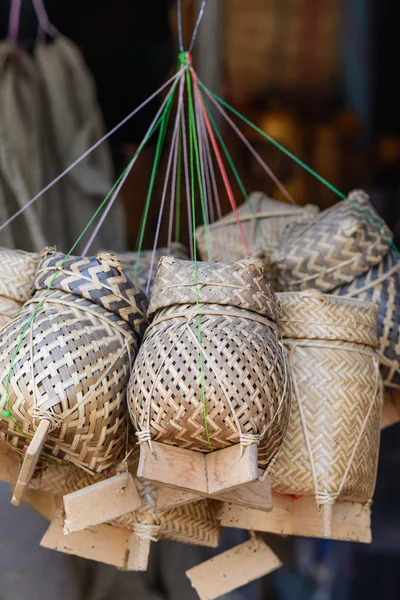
[278,290,378,347]
[117,243,189,291]
[148,256,280,320]
[33,249,148,336]
[196,192,319,261]
[0,247,40,303]
[275,190,393,292]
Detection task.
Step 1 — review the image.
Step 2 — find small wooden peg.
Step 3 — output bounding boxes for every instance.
[0,440,20,483]
[186,537,282,600]
[125,534,151,571]
[12,419,51,506]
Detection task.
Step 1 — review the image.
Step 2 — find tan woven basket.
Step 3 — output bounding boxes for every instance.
[117,243,189,292]
[0,249,148,477]
[271,291,382,535]
[128,256,291,468]
[334,249,400,390]
[274,190,393,292]
[196,192,319,262]
[0,248,40,329]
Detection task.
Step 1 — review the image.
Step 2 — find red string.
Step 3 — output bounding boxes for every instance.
[190,65,251,256]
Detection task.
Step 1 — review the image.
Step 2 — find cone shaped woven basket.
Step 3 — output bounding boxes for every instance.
[274,190,392,292]
[0,247,40,329]
[0,249,148,479]
[196,192,319,262]
[271,291,382,536]
[117,243,189,292]
[128,256,290,469]
[334,249,400,390]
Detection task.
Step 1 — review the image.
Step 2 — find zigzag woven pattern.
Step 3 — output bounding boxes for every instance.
[272,292,382,505]
[335,250,400,389]
[196,192,319,260]
[274,190,393,292]
[0,250,148,473]
[117,243,189,292]
[0,248,40,328]
[128,257,290,468]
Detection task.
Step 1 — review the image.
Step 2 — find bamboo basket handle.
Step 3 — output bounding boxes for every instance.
[12,419,51,506]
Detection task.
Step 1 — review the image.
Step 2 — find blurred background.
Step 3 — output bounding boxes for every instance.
[1,0,400,599]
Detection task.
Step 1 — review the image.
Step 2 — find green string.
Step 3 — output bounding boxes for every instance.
[134,86,177,281]
[0,117,159,460]
[199,81,400,259]
[200,90,272,252]
[175,119,182,244]
[186,68,213,452]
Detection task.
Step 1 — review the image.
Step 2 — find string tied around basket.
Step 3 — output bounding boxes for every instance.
[178,51,193,67]
[133,523,161,543]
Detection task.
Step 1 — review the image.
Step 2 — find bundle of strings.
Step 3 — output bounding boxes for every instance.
[0,249,148,473]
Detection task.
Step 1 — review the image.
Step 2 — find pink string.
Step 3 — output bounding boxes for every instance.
[203,123,222,220]
[179,97,194,260]
[167,74,186,252]
[193,84,209,225]
[7,0,22,43]
[0,71,181,234]
[32,0,59,38]
[201,84,295,204]
[196,100,217,222]
[146,71,186,293]
[81,79,180,257]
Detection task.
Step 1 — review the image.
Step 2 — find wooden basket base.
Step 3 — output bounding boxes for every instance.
[138,441,259,495]
[220,494,372,543]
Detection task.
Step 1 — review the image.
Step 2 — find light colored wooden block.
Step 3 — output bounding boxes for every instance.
[186,537,282,600]
[155,486,202,510]
[125,534,151,572]
[139,442,259,496]
[41,507,130,568]
[0,441,20,483]
[22,489,58,521]
[220,494,372,543]
[381,390,400,429]
[63,472,142,533]
[205,444,258,495]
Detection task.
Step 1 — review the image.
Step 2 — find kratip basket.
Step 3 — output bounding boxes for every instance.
[335,250,400,390]
[272,291,382,536]
[0,249,148,490]
[128,256,291,469]
[274,190,392,292]
[0,248,40,329]
[117,243,189,292]
[196,193,319,263]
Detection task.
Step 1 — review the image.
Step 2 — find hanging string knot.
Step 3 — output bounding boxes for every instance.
[178,51,192,67]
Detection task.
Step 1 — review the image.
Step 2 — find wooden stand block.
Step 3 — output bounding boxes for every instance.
[0,440,20,483]
[381,390,400,429]
[156,486,201,510]
[12,419,51,506]
[220,494,372,543]
[125,535,151,572]
[41,507,131,568]
[22,489,58,521]
[186,537,282,600]
[63,473,142,533]
[138,441,258,495]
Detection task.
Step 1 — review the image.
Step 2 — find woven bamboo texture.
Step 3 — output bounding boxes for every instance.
[274,190,393,292]
[196,192,319,261]
[128,257,291,468]
[0,248,40,329]
[117,243,189,292]
[30,463,220,548]
[334,250,400,390]
[0,249,148,473]
[272,291,382,507]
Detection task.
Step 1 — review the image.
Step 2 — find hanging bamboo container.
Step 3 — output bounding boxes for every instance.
[0,247,40,329]
[127,256,291,494]
[117,243,189,292]
[273,190,392,292]
[0,248,148,505]
[196,193,319,279]
[271,291,382,538]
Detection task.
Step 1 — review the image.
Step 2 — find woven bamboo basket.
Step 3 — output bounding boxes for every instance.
[334,249,400,390]
[0,249,148,504]
[0,248,40,329]
[128,256,291,470]
[271,291,382,537]
[273,190,392,292]
[117,243,189,292]
[196,193,319,274]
